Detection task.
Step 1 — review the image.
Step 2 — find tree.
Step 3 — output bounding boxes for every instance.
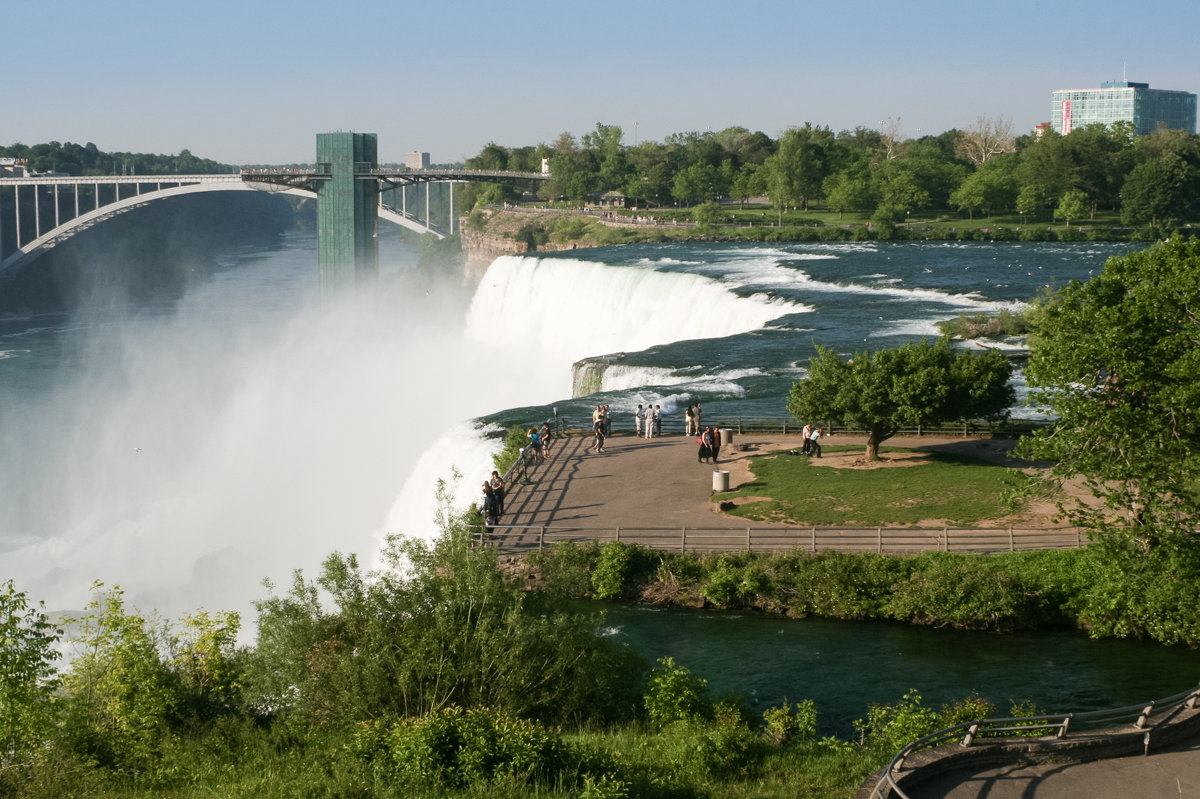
[954,116,1016,167]
[787,339,1014,460]
[0,581,62,775]
[1017,238,1200,551]
[1054,189,1089,227]
[61,584,178,770]
[763,123,834,219]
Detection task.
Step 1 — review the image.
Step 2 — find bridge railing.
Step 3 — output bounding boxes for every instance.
[867,685,1200,799]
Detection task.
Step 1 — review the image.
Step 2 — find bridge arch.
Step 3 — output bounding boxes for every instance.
[0,178,448,275]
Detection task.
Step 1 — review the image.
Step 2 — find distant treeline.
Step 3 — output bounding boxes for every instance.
[461,119,1200,229]
[0,141,232,176]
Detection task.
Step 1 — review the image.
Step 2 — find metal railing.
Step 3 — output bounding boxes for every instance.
[483,524,1083,555]
[534,414,1045,439]
[868,686,1200,799]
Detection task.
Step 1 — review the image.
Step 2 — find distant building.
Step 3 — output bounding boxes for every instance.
[0,157,28,177]
[1050,81,1197,136]
[405,151,430,169]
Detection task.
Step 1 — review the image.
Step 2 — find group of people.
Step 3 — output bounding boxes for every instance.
[527,423,553,461]
[696,426,722,463]
[684,402,703,435]
[634,404,663,439]
[800,423,824,458]
[480,470,505,532]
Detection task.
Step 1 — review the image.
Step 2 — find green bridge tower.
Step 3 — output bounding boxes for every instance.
[316,132,378,288]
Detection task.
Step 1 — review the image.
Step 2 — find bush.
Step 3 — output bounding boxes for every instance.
[644,657,713,728]
[373,706,570,788]
[762,699,818,744]
[592,542,633,599]
[885,553,1049,631]
[702,554,766,608]
[530,540,598,598]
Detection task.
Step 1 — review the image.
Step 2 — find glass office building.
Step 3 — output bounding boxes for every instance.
[1051,81,1196,136]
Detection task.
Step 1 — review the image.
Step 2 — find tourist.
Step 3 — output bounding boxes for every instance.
[481,482,497,536]
[653,404,662,436]
[490,470,505,519]
[602,404,612,437]
[701,427,716,463]
[809,426,823,458]
[801,422,813,455]
[527,427,543,460]
[635,404,645,437]
[539,421,553,459]
[591,415,606,453]
[711,426,722,463]
[684,404,695,436]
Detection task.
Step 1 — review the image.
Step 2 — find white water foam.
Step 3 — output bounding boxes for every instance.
[464,255,809,396]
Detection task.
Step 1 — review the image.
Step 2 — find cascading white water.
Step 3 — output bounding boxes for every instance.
[463,254,809,395]
[2,248,808,628]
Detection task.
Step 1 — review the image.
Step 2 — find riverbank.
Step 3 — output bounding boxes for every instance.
[459,207,1172,272]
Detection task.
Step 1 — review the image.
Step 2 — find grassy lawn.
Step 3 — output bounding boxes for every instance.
[715,445,1028,526]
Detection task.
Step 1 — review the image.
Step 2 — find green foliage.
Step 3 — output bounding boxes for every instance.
[657,708,760,782]
[854,689,941,752]
[936,308,1032,340]
[643,657,713,728]
[787,339,1014,459]
[492,425,529,474]
[529,539,599,598]
[762,699,818,744]
[701,554,766,608]
[246,479,645,732]
[0,580,62,776]
[1019,237,1200,549]
[592,542,633,599]
[365,706,570,789]
[61,584,178,771]
[886,553,1051,631]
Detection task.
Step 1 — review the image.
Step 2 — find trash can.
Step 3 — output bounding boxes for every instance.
[712,470,729,491]
[719,428,734,446]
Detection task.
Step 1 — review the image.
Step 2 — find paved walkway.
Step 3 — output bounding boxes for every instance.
[494,430,1200,798]
[911,736,1200,798]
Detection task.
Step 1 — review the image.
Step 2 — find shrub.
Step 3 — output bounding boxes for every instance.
[853,689,940,752]
[885,553,1048,631]
[529,540,598,598]
[644,657,713,728]
[762,699,818,744]
[377,706,569,788]
[702,554,766,608]
[592,542,633,599]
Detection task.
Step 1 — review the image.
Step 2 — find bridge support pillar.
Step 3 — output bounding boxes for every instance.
[316,132,378,289]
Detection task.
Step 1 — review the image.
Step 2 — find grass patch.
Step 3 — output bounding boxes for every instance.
[717,446,1025,526]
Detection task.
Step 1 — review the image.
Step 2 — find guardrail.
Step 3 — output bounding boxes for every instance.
[865,685,1200,799]
[479,524,1083,554]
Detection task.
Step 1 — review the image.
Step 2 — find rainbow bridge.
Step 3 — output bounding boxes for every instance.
[0,133,546,286]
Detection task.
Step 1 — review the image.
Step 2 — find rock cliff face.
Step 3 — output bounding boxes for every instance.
[460,229,529,282]
[459,209,583,282]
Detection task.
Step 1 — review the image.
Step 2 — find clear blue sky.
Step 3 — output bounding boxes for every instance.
[6,0,1198,166]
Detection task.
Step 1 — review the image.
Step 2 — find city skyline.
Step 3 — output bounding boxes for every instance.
[6,0,1199,166]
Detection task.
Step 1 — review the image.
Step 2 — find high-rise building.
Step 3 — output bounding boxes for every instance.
[405,151,430,169]
[1050,81,1197,136]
